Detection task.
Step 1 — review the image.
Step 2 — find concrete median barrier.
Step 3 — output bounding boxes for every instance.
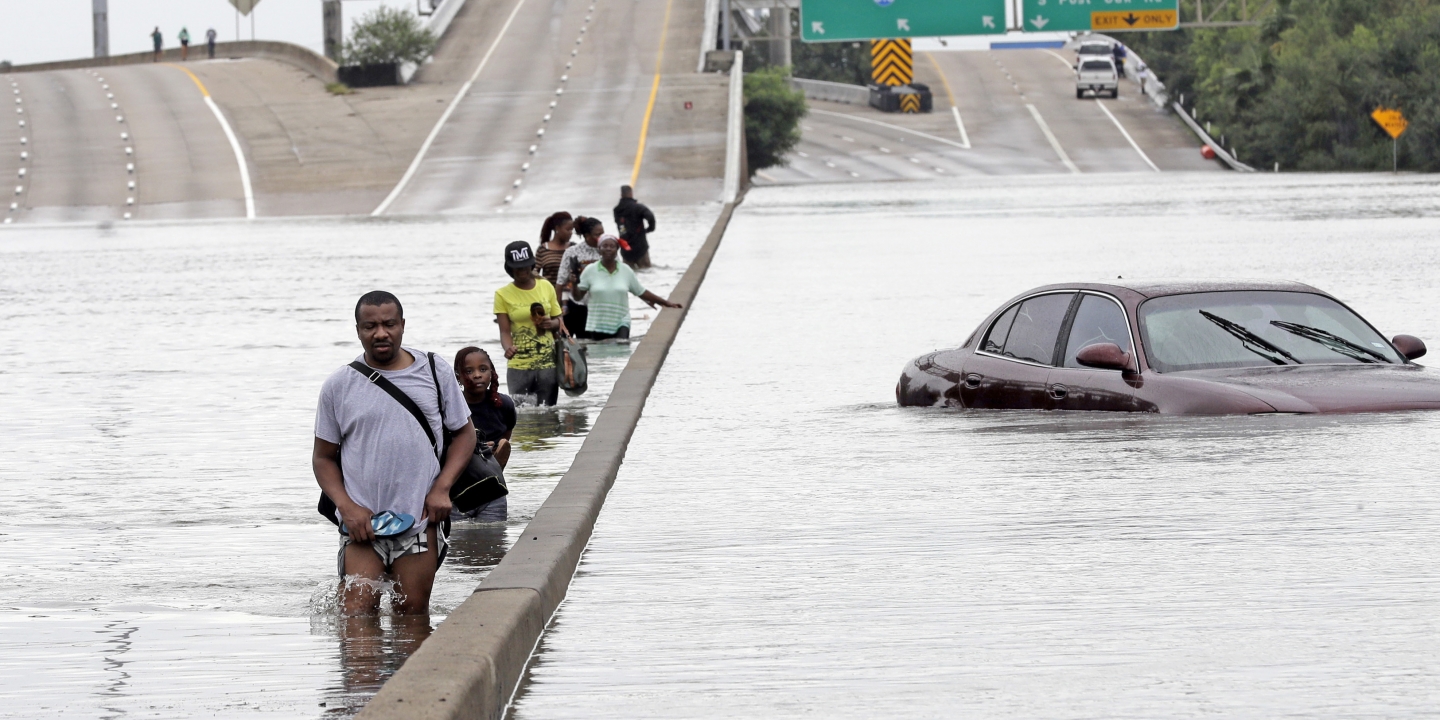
[1,41,339,84]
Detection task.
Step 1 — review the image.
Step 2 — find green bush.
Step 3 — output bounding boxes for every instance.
[743,67,808,175]
[1127,0,1440,171]
[343,6,437,67]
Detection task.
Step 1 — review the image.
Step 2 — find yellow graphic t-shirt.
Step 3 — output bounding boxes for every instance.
[493,279,563,370]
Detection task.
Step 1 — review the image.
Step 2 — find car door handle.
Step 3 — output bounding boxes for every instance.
[964,374,982,388]
[1049,383,1068,399]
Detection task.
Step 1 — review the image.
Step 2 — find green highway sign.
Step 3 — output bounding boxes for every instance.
[800,0,1008,42]
[1021,0,1179,32]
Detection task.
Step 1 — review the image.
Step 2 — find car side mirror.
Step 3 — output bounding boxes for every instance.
[1392,334,1427,360]
[1075,343,1134,373]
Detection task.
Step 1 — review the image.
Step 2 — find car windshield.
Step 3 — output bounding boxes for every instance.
[1079,43,1111,54]
[1080,60,1112,71]
[1138,291,1402,372]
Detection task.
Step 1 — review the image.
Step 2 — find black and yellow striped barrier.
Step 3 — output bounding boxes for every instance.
[899,93,921,113]
[871,39,913,87]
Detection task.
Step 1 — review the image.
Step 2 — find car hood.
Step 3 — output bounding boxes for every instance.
[1173,363,1440,413]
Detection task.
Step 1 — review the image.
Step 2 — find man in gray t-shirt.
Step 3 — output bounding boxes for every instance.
[313,291,474,616]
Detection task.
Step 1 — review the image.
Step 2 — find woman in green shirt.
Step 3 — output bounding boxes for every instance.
[494,241,567,405]
[574,236,681,340]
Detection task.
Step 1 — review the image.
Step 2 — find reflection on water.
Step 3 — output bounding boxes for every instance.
[512,175,1440,719]
[0,206,716,718]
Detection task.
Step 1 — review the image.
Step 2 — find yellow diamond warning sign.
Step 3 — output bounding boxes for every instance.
[1371,108,1408,139]
[1091,9,1179,30]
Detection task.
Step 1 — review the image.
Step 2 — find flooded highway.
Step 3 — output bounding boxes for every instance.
[511,173,1440,718]
[0,207,714,717]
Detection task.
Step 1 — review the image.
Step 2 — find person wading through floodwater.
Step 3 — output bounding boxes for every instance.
[495,241,566,406]
[613,185,656,269]
[556,217,604,339]
[312,291,475,616]
[536,212,573,289]
[573,235,682,340]
[453,346,514,522]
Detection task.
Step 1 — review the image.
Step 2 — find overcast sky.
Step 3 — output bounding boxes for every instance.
[1,0,420,66]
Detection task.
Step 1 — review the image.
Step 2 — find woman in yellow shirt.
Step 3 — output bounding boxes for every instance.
[493,241,567,406]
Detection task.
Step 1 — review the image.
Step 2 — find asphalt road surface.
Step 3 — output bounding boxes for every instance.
[757,48,1220,185]
[5,65,245,224]
[380,0,725,217]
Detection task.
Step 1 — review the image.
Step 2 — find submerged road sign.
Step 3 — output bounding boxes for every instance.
[801,0,1007,42]
[1022,0,1178,33]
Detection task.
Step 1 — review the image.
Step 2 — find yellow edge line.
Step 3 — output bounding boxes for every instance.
[629,0,674,188]
[924,52,958,107]
[163,63,211,97]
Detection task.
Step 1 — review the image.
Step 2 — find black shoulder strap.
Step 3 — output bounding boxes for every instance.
[349,360,439,459]
[425,352,452,441]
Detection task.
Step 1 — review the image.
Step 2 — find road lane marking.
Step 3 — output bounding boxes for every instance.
[1025,103,1080,174]
[1093,99,1159,172]
[166,64,256,219]
[923,52,970,148]
[1042,49,1076,71]
[372,0,530,216]
[629,0,675,187]
[808,109,969,150]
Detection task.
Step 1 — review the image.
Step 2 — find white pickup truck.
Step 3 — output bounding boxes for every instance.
[1076,56,1119,99]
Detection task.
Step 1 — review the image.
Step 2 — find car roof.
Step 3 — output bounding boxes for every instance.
[1024,279,1326,299]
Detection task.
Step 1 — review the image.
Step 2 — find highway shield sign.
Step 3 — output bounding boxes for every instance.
[1021,0,1179,33]
[801,0,1008,42]
[1371,108,1408,139]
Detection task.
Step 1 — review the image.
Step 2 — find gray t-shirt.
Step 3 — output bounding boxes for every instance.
[314,348,470,536]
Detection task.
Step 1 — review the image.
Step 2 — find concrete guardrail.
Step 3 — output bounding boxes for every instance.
[1,40,339,84]
[354,52,747,720]
[789,77,870,105]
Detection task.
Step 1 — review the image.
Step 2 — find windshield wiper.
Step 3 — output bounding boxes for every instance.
[1269,321,1389,364]
[1199,310,1302,366]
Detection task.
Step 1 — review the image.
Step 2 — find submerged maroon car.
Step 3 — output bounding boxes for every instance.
[897,281,1439,414]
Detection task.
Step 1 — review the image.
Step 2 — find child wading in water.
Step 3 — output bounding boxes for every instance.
[454,346,516,521]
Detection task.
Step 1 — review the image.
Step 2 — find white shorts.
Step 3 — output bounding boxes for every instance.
[337,524,449,577]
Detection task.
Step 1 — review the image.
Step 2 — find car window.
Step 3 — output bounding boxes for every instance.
[1063,294,1133,368]
[1081,60,1113,71]
[1079,43,1110,54]
[1000,293,1075,365]
[1138,291,1403,372]
[981,303,1020,354]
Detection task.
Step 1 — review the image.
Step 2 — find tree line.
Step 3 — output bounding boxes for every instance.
[1127,0,1440,171]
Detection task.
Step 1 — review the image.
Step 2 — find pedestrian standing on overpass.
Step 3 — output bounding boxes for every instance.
[151,27,163,62]
[179,27,191,60]
[206,28,218,59]
[613,185,656,269]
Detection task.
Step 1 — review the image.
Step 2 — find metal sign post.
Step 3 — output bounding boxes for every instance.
[1371,107,1408,173]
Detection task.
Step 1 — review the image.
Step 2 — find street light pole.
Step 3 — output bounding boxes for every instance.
[92,0,109,58]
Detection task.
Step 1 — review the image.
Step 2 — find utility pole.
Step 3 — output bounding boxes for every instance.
[92,0,109,58]
[323,0,343,62]
[722,0,731,51]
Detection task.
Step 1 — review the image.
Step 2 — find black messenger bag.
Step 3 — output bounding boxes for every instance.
[317,354,507,524]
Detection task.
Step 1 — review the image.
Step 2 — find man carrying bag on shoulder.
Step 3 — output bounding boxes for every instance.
[312,291,475,616]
